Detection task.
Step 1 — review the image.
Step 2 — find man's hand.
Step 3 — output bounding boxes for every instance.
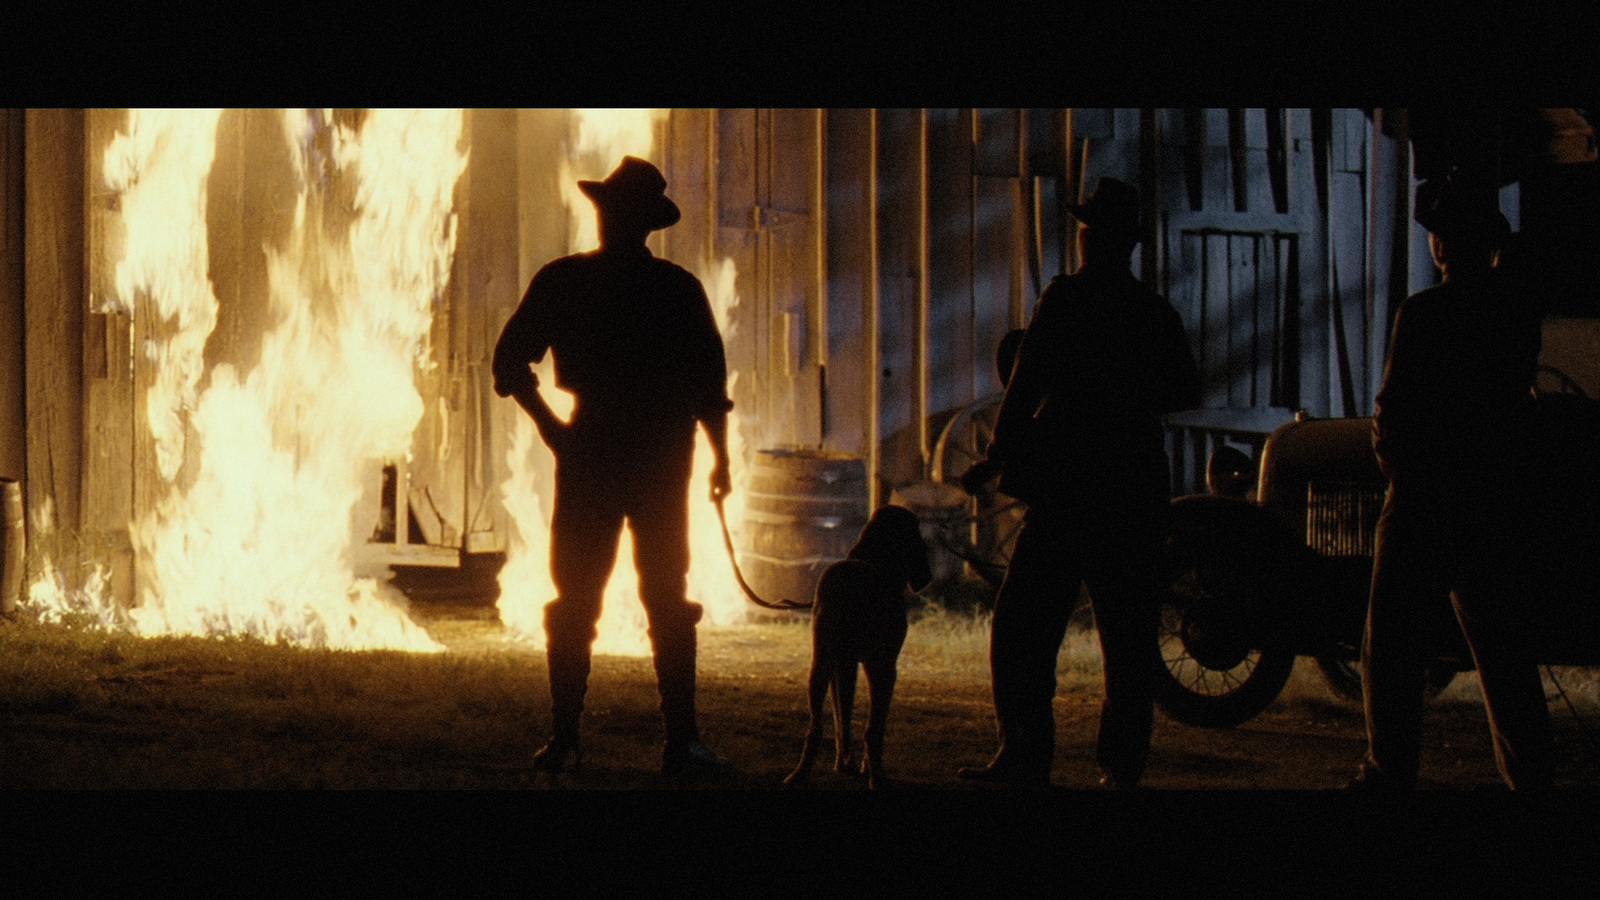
[494,364,536,400]
[501,367,572,459]
[960,458,1003,496]
[710,458,733,504]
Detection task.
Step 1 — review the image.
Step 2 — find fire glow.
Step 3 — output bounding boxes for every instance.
[29,109,467,651]
[25,108,751,656]
[494,109,752,657]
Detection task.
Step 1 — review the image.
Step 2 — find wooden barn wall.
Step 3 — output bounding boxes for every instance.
[2,110,23,487]
[705,109,824,454]
[719,108,1411,505]
[13,108,1418,602]
[23,109,87,583]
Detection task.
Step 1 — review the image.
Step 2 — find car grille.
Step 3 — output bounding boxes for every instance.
[1306,479,1385,557]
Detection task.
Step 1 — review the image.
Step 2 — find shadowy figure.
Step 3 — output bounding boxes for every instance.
[492,157,736,778]
[785,505,932,790]
[1350,177,1554,790]
[956,177,1201,788]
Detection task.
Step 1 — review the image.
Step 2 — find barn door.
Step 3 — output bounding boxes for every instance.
[1176,229,1297,411]
[1166,228,1301,494]
[715,110,822,452]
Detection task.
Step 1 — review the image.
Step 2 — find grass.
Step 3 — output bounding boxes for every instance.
[0,580,1123,790]
[7,588,1598,790]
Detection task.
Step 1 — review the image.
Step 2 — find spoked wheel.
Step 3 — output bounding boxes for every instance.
[1153,498,1300,728]
[1154,596,1298,728]
[1315,655,1461,703]
[928,393,1025,589]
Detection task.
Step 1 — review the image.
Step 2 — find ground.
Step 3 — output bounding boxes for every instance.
[6,599,1599,791]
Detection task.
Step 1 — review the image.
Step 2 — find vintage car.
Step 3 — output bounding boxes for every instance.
[1153,365,1600,728]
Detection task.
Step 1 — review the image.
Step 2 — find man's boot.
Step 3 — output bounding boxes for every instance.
[958,713,1052,787]
[651,603,730,776]
[535,604,595,773]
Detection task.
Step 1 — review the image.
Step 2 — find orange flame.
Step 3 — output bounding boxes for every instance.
[29,109,467,652]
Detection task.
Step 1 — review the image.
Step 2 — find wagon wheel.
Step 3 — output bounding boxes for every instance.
[1535,364,1591,400]
[930,393,1024,587]
[1153,503,1298,728]
[932,393,1004,485]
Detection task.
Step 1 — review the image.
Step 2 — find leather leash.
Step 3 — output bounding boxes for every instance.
[714,495,813,611]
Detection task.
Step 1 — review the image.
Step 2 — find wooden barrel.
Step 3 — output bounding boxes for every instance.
[738,449,868,613]
[1,478,23,617]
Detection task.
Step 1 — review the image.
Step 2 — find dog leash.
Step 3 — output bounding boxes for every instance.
[714,495,814,611]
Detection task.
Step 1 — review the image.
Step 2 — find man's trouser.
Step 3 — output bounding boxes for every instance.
[1362,485,1554,789]
[988,496,1166,785]
[543,442,703,747]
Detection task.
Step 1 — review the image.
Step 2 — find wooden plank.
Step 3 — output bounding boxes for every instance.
[1227,233,1257,407]
[975,108,1021,177]
[824,109,873,458]
[1175,229,1203,357]
[1256,235,1279,407]
[1266,108,1290,214]
[1158,144,1191,295]
[451,107,518,552]
[713,109,765,446]
[973,174,1024,401]
[874,108,922,488]
[1202,232,1229,408]
[1026,108,1067,177]
[926,109,976,424]
[1275,234,1299,409]
[1228,109,1249,212]
[768,108,822,448]
[1329,169,1369,416]
[0,109,21,484]
[24,108,85,574]
[1073,108,1113,141]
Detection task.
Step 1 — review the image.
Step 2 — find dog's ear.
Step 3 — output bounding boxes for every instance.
[867,505,932,593]
[852,505,932,591]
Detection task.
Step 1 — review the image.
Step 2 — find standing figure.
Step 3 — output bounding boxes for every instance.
[493,157,736,777]
[1351,178,1553,790]
[957,177,1201,788]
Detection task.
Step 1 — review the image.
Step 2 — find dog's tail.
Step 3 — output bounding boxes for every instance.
[715,496,814,610]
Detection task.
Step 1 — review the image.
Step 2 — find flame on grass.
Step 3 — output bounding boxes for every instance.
[28,108,467,652]
[496,110,750,657]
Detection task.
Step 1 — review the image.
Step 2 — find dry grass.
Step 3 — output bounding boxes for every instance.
[0,593,1098,790]
[7,592,1600,790]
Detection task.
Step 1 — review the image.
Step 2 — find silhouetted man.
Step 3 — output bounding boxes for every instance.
[1351,178,1553,790]
[958,177,1201,788]
[493,156,735,777]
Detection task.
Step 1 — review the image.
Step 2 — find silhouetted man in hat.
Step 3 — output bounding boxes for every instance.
[957,177,1201,788]
[1350,177,1553,790]
[493,156,735,777]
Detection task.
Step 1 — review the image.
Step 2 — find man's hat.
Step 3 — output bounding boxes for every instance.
[1414,177,1510,245]
[578,156,681,231]
[1066,176,1143,242]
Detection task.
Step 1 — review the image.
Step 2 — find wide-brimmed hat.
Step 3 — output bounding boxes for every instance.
[578,156,681,231]
[1067,176,1143,242]
[1414,177,1510,245]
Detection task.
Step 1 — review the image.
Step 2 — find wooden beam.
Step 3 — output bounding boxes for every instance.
[1,110,23,485]
[23,109,86,576]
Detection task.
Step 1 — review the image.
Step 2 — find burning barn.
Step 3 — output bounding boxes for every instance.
[2,108,1596,654]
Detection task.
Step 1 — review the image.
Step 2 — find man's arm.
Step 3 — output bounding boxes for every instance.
[703,410,733,503]
[494,274,570,456]
[681,270,736,503]
[504,370,571,458]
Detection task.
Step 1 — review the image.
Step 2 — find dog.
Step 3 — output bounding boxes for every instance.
[785,505,932,789]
